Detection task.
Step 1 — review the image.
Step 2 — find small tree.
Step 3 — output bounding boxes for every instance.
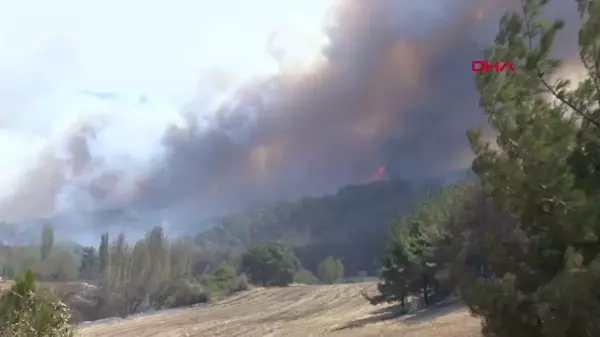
[367,245,418,311]
[0,270,73,336]
[317,256,345,284]
[240,242,301,286]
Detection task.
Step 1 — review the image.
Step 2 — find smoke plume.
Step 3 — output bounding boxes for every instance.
[0,0,583,225]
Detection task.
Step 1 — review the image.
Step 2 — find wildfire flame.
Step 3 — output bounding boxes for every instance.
[368,165,387,182]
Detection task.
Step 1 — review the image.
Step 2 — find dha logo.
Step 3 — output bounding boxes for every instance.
[472,60,515,72]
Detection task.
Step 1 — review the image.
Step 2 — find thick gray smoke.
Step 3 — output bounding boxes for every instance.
[0,0,583,238]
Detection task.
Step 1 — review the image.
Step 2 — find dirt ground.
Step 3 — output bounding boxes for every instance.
[76,283,481,337]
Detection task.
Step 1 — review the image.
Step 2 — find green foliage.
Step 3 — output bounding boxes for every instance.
[202,261,238,295]
[373,182,475,306]
[154,278,208,309]
[87,226,201,317]
[79,246,98,280]
[99,233,109,276]
[369,244,416,308]
[193,261,250,302]
[0,241,81,282]
[317,256,345,284]
[460,0,600,336]
[0,245,40,278]
[169,237,194,279]
[143,226,171,304]
[97,228,177,315]
[294,269,319,284]
[241,242,301,286]
[0,270,73,337]
[37,250,78,282]
[195,180,422,275]
[40,224,54,261]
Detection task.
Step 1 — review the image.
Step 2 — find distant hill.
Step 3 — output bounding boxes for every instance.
[3,168,473,275]
[194,177,448,275]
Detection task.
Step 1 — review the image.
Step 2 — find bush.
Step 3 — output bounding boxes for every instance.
[202,262,249,300]
[294,269,319,284]
[0,270,73,337]
[234,273,250,292]
[202,262,237,295]
[155,278,208,309]
[317,256,345,284]
[241,242,301,286]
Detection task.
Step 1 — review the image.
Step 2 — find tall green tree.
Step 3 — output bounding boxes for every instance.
[109,233,130,289]
[144,226,171,304]
[122,239,149,314]
[169,237,194,279]
[79,246,99,280]
[99,233,110,276]
[240,242,301,286]
[395,184,470,304]
[317,256,345,284]
[369,181,477,309]
[40,224,54,261]
[463,1,600,336]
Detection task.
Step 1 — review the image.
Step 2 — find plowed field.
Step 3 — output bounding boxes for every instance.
[76,283,481,337]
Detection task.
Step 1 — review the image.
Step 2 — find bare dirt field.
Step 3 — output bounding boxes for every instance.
[76,283,481,337]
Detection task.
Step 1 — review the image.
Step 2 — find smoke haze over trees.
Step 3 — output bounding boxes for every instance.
[0,0,581,234]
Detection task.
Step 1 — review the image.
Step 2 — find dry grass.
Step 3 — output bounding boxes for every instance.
[76,283,481,337]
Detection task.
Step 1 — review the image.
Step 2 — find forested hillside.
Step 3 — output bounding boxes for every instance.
[194,179,437,275]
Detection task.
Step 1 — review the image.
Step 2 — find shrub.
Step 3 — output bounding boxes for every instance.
[202,261,249,300]
[317,257,345,284]
[240,242,301,286]
[294,269,319,284]
[0,270,73,337]
[155,278,208,309]
[233,273,250,292]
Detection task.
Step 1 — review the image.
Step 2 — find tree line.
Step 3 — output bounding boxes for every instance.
[0,221,349,329]
[194,179,426,275]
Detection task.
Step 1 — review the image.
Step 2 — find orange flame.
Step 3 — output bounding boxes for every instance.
[368,165,387,182]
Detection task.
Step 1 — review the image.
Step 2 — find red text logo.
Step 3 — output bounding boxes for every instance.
[472,60,515,73]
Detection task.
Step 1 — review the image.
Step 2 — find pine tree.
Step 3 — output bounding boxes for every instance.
[463,1,600,336]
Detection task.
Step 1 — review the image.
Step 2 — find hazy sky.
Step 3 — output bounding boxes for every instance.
[0,0,582,224]
[0,0,335,198]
